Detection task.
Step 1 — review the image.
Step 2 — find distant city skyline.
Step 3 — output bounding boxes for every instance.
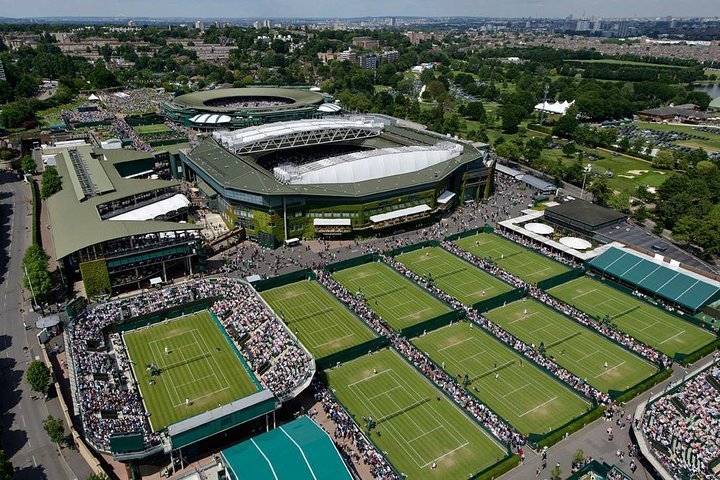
[2,0,719,21]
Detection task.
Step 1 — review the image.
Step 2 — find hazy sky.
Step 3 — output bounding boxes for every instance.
[2,0,718,19]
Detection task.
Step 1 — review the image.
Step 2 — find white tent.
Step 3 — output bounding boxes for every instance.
[534,100,574,115]
[88,93,100,102]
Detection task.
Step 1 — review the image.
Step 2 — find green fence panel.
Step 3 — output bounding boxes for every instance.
[472,289,526,313]
[386,240,439,257]
[609,368,672,403]
[316,337,389,370]
[444,224,495,242]
[401,310,464,338]
[527,405,605,449]
[323,254,380,273]
[250,269,316,292]
[115,298,219,333]
[537,268,584,291]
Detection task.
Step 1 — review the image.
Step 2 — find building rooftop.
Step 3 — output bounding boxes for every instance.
[170,87,325,113]
[186,123,488,198]
[44,145,200,259]
[545,200,627,230]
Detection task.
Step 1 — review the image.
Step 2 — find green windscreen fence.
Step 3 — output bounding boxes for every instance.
[251,269,316,292]
[324,254,379,273]
[109,433,145,454]
[115,298,218,333]
[537,269,584,291]
[401,310,464,338]
[315,337,389,370]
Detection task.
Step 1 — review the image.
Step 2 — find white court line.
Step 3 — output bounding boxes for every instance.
[368,385,402,401]
[438,337,473,352]
[508,311,538,325]
[594,361,626,378]
[519,396,558,417]
[408,425,443,443]
[659,330,686,345]
[571,289,599,301]
[502,383,530,398]
[421,442,470,468]
[347,369,391,388]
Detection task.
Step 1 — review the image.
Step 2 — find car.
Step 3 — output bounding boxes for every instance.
[651,244,668,253]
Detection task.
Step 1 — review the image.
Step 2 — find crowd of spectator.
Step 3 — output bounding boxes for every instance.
[313,382,398,479]
[382,254,611,405]
[641,360,720,479]
[443,240,673,369]
[204,96,293,109]
[67,276,313,452]
[315,270,525,449]
[111,118,153,153]
[62,105,114,126]
[102,89,171,115]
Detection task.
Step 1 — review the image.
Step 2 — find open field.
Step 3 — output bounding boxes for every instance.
[332,262,451,332]
[413,322,591,436]
[566,59,689,69]
[326,349,507,479]
[123,311,260,431]
[455,233,570,285]
[133,123,173,135]
[549,277,717,358]
[485,300,658,393]
[395,247,514,306]
[261,280,377,359]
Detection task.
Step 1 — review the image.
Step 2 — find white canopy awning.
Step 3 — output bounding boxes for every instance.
[524,222,555,235]
[314,218,351,226]
[559,237,592,250]
[109,194,191,221]
[437,191,456,205]
[370,204,431,223]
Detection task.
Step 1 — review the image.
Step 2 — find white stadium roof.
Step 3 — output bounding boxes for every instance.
[213,119,382,153]
[109,194,191,221]
[317,103,342,113]
[534,100,575,115]
[190,113,232,125]
[273,143,463,185]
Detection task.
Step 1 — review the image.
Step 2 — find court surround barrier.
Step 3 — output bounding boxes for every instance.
[322,348,520,480]
[115,298,219,333]
[324,254,465,339]
[567,273,720,365]
[250,268,316,292]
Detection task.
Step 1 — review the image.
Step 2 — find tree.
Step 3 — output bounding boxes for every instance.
[85,474,109,480]
[20,155,36,174]
[40,166,62,199]
[43,416,66,446]
[495,142,522,162]
[26,360,51,394]
[22,244,52,302]
[562,142,576,157]
[652,150,675,170]
[589,176,611,206]
[500,105,525,134]
[463,101,486,122]
[553,109,579,137]
[550,466,562,480]
[0,449,12,480]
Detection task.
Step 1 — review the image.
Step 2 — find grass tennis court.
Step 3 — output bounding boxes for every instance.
[123,311,260,431]
[485,300,658,393]
[133,123,173,134]
[413,322,591,436]
[332,261,451,332]
[550,277,717,358]
[326,349,507,479]
[396,247,513,306]
[455,233,570,284]
[260,280,377,359]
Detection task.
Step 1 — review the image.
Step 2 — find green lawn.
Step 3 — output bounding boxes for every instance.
[123,311,260,431]
[413,322,591,437]
[455,233,570,285]
[332,262,451,332]
[133,123,173,135]
[549,277,717,359]
[566,59,688,69]
[260,280,377,359]
[395,247,514,307]
[485,300,658,393]
[326,349,507,480]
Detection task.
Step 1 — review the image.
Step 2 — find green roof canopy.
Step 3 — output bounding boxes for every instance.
[221,416,352,480]
[588,246,720,312]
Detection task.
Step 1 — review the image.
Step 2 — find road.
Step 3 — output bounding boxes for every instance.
[0,172,81,479]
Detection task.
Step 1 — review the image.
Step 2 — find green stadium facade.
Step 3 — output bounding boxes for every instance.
[163,87,333,129]
[42,144,205,294]
[174,117,494,247]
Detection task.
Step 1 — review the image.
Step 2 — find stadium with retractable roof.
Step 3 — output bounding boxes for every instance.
[163,87,331,129]
[175,116,493,246]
